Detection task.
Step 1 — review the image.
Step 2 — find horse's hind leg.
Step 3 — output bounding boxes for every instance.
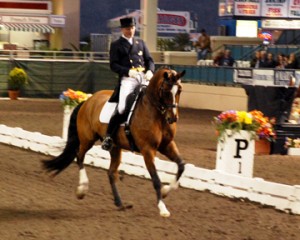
[108,146,132,210]
[159,141,185,198]
[76,142,94,199]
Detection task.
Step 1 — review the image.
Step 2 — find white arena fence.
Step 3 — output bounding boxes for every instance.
[1,124,300,215]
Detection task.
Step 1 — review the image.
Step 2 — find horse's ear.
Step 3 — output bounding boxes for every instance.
[180,70,186,77]
[163,72,169,79]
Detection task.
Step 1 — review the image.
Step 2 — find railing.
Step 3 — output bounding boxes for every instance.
[172,65,236,86]
[0,49,110,61]
[2,52,299,98]
[224,44,300,61]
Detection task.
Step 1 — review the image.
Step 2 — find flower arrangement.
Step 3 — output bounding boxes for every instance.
[290,98,300,124]
[8,67,28,90]
[285,137,300,149]
[59,88,91,107]
[214,110,276,142]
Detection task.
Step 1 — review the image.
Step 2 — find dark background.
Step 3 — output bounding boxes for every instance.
[80,0,219,41]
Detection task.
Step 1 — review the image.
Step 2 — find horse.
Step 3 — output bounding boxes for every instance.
[42,67,186,217]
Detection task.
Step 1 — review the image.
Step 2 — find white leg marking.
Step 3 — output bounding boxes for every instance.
[170,178,179,190]
[79,168,89,185]
[76,168,89,199]
[161,178,179,198]
[158,200,170,217]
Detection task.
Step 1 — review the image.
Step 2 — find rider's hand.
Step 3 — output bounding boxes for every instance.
[145,70,153,81]
[128,69,138,78]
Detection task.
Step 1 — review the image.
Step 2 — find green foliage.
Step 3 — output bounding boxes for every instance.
[173,33,191,51]
[157,33,191,51]
[157,38,176,51]
[8,67,28,90]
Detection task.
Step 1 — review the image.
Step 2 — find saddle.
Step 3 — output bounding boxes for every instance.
[99,85,146,152]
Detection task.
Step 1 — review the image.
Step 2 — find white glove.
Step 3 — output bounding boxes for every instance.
[128,69,138,78]
[145,70,153,81]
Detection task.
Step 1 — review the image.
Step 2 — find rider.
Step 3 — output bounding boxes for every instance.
[101,16,155,151]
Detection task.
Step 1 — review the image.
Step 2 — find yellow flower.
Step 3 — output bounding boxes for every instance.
[244,113,253,125]
[237,111,252,124]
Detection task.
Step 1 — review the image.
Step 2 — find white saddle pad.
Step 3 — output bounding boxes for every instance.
[99,101,117,123]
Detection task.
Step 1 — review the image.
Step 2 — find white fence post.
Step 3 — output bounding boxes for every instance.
[216,130,255,177]
[62,106,75,140]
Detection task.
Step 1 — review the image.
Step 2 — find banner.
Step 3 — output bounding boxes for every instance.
[219,0,234,16]
[261,0,289,18]
[234,0,261,17]
[108,10,191,34]
[288,0,300,18]
[262,19,300,29]
[155,11,190,33]
[234,68,300,86]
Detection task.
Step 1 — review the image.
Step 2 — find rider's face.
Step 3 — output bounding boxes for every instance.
[121,26,135,38]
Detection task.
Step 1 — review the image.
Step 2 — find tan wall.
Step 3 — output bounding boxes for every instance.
[180,84,248,112]
[210,36,262,57]
[164,51,197,65]
[154,37,262,65]
[51,0,80,50]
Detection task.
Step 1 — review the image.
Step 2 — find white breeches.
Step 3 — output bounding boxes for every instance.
[118,74,148,114]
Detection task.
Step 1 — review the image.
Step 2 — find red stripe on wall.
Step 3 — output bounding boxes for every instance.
[0,3,48,10]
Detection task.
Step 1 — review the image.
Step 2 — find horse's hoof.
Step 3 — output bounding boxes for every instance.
[124,202,133,209]
[161,185,171,198]
[158,200,170,217]
[76,185,88,199]
[160,211,171,218]
[117,202,133,211]
[76,191,85,199]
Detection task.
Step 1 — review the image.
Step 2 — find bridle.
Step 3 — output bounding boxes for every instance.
[157,73,182,124]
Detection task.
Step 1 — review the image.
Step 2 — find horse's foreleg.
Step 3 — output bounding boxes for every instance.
[143,151,170,217]
[159,141,185,198]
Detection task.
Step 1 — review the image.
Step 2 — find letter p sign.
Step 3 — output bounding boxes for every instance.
[234,139,248,158]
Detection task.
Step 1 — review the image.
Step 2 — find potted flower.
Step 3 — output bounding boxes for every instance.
[7,67,28,100]
[59,88,91,140]
[285,137,300,156]
[59,88,91,108]
[214,110,276,154]
[214,110,276,141]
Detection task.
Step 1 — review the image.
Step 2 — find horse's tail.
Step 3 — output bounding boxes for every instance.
[42,102,84,176]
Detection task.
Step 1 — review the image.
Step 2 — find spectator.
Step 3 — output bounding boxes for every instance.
[285,53,299,69]
[213,50,224,66]
[264,52,276,68]
[250,51,261,68]
[193,29,211,60]
[275,53,286,69]
[219,49,235,66]
[259,50,268,68]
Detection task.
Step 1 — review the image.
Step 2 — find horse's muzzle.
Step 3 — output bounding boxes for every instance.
[166,117,177,124]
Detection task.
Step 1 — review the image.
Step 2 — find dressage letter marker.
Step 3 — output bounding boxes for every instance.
[216,130,254,178]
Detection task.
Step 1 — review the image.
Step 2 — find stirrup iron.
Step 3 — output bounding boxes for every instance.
[102,136,113,151]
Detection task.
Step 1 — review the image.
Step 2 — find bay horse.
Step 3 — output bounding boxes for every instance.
[42,67,186,217]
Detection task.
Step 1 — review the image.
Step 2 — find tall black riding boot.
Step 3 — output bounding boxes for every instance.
[102,112,125,151]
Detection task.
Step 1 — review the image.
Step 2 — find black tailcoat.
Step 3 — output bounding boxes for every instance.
[108,36,155,102]
[109,37,155,78]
